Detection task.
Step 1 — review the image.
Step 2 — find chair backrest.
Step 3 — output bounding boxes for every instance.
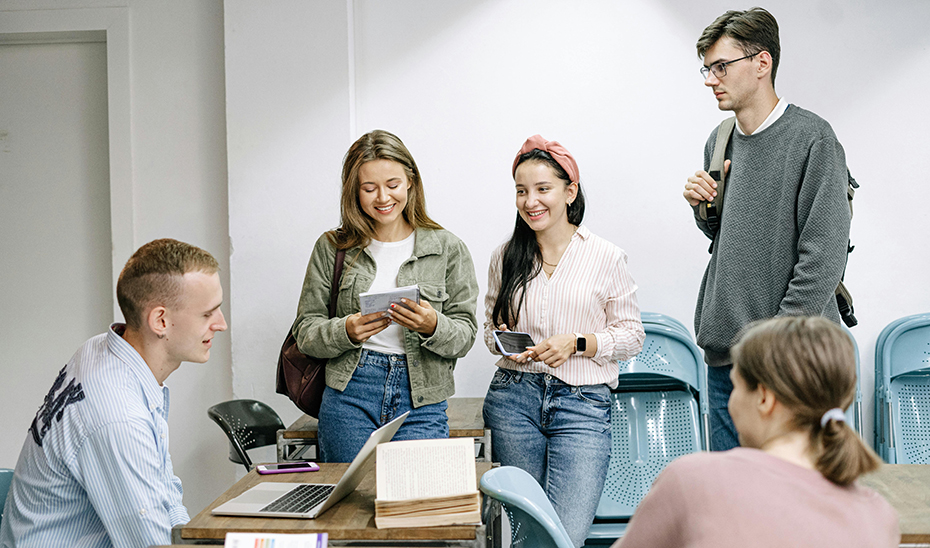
[207,399,284,472]
[479,466,574,548]
[875,315,930,463]
[596,390,700,521]
[590,321,706,536]
[842,326,862,437]
[640,312,691,339]
[1,468,14,527]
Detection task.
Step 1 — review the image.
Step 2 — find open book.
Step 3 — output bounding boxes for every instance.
[374,437,482,529]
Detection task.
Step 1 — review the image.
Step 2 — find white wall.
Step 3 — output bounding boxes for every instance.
[227,0,930,449]
[2,0,928,524]
[0,0,234,516]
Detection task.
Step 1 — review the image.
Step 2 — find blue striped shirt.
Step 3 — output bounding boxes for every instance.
[0,324,189,548]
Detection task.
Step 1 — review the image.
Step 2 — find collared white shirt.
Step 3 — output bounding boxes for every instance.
[736,96,789,135]
[0,324,189,548]
[483,226,645,387]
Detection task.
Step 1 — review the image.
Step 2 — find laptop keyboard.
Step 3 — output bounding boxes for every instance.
[261,484,335,514]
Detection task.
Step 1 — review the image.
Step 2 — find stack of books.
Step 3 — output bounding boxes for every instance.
[374,437,482,529]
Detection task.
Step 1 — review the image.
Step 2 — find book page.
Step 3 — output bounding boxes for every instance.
[376,437,477,501]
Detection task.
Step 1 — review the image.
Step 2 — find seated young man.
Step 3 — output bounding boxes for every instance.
[0,238,227,548]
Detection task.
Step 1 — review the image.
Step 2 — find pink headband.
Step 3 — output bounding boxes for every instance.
[512,134,579,184]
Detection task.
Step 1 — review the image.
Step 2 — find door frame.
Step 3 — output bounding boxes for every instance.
[0,8,131,320]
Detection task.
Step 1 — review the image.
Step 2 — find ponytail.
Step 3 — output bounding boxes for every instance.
[814,416,881,486]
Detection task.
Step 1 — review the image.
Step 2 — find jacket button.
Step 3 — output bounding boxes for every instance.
[417,396,424,403]
[413,360,419,367]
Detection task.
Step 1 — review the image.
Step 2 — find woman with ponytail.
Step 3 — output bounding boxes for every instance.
[483,135,645,547]
[616,316,898,548]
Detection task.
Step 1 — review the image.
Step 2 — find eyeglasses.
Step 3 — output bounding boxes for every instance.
[700,52,758,79]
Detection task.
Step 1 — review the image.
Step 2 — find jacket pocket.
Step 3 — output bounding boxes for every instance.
[419,283,449,314]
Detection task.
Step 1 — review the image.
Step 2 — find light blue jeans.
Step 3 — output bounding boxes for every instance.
[483,368,611,548]
[318,349,449,463]
[707,364,740,451]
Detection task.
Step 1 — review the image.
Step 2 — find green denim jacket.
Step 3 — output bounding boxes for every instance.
[292,228,479,407]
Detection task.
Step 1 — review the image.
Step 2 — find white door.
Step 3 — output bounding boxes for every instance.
[0,39,111,467]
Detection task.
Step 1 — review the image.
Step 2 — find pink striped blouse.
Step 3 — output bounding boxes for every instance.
[483,226,645,387]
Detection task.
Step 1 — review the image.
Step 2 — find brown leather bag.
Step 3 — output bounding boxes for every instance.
[275,249,346,418]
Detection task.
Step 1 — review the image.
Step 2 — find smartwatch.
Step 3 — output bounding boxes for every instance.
[574,333,586,354]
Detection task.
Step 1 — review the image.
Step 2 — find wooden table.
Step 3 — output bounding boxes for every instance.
[277,397,491,462]
[172,462,498,546]
[859,464,930,546]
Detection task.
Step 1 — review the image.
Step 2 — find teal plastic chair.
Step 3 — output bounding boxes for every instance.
[587,324,707,545]
[842,326,863,438]
[479,466,574,548]
[640,312,691,339]
[207,400,284,472]
[874,314,930,463]
[1,468,13,527]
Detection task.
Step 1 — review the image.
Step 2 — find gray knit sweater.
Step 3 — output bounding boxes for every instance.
[693,105,851,366]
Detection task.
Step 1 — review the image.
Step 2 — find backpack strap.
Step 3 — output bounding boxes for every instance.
[328,249,347,318]
[699,116,736,252]
[835,170,859,327]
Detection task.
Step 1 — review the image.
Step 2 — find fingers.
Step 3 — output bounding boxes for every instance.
[387,299,437,336]
[346,312,389,343]
[505,349,534,364]
[683,170,718,206]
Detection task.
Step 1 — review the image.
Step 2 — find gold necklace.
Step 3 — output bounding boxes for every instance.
[542,260,558,267]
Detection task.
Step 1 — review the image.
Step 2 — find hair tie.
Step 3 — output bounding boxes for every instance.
[512,134,580,184]
[820,408,846,428]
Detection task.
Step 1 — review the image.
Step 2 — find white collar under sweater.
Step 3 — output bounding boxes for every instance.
[736,97,789,136]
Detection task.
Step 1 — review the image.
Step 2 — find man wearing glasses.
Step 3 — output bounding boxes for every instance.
[682,8,852,452]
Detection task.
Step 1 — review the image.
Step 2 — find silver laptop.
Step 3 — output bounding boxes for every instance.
[211,411,409,519]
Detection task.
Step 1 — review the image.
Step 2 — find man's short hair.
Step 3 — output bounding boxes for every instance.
[116,238,219,329]
[696,7,781,85]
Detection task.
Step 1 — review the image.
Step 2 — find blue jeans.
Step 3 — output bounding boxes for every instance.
[483,369,611,548]
[318,349,449,463]
[707,364,739,451]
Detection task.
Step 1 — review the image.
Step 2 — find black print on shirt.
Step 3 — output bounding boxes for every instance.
[29,365,85,447]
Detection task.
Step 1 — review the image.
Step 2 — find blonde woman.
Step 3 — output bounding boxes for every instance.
[293,130,479,462]
[617,316,898,548]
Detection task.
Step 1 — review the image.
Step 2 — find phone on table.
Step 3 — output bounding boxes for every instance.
[255,462,320,475]
[492,330,536,356]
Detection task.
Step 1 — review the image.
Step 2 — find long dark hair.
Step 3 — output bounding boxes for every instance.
[492,149,585,327]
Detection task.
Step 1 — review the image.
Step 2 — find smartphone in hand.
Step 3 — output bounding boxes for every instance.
[492,330,536,356]
[256,462,320,475]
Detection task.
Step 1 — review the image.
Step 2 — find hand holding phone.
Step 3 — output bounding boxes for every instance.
[493,330,536,356]
[256,462,320,474]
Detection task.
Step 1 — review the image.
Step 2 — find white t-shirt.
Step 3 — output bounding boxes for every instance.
[362,232,416,355]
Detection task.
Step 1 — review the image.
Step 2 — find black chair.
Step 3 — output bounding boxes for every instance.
[207,399,284,472]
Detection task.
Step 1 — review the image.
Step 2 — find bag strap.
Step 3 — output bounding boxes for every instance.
[328,249,347,319]
[835,170,859,327]
[699,116,736,226]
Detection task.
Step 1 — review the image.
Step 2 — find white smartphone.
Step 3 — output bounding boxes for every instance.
[493,330,536,356]
[255,462,320,475]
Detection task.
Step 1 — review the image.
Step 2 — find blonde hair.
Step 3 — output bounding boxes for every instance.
[731,316,881,485]
[329,129,441,250]
[116,238,219,329]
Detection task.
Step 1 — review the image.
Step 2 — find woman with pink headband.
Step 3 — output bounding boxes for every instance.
[483,135,645,546]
